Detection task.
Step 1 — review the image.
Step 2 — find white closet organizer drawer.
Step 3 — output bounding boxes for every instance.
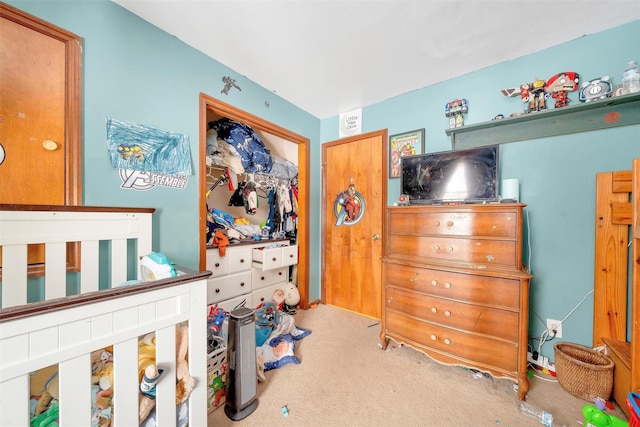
[217,294,253,314]
[206,249,229,278]
[207,270,252,304]
[228,246,253,273]
[207,246,253,277]
[253,283,285,307]
[252,267,287,290]
[252,244,298,270]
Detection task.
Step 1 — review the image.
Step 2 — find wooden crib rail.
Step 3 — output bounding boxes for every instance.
[0,272,209,426]
[0,205,155,307]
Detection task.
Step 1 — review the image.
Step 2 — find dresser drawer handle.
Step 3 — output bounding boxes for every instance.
[447,221,454,227]
[431,280,437,286]
[278,271,283,276]
[434,245,440,250]
[448,246,454,252]
[215,262,220,268]
[240,282,246,287]
[240,259,245,263]
[260,297,266,302]
[434,220,440,226]
[431,307,437,313]
[215,288,220,293]
[260,276,265,281]
[272,257,277,262]
[444,310,451,317]
[443,282,451,289]
[387,297,393,303]
[444,338,451,345]
[430,334,437,341]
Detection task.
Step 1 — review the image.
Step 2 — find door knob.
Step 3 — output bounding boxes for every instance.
[42,140,59,151]
[372,234,380,240]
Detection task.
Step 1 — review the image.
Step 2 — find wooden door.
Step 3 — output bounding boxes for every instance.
[0,4,82,275]
[322,130,387,319]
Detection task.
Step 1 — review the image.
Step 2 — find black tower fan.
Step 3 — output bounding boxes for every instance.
[224,307,259,420]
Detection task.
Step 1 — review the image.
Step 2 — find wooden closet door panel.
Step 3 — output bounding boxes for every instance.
[0,16,65,204]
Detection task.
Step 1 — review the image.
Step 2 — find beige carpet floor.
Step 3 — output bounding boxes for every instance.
[207,304,628,426]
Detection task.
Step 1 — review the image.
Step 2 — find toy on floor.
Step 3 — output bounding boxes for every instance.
[282,282,300,314]
[582,403,628,427]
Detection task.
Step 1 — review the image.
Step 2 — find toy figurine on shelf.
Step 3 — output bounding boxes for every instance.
[501,78,548,113]
[545,72,580,108]
[579,76,613,102]
[445,98,468,128]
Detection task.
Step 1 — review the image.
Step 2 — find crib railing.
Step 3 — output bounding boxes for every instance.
[0,204,154,306]
[0,205,210,426]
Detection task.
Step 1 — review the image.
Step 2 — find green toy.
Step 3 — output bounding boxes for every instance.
[582,404,629,427]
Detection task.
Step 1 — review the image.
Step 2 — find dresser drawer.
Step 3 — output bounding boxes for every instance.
[216,294,253,313]
[253,283,284,307]
[252,267,287,290]
[388,210,518,238]
[206,249,229,278]
[207,246,253,277]
[252,244,298,270]
[385,310,518,374]
[387,235,517,269]
[385,263,520,310]
[207,271,252,304]
[385,286,519,342]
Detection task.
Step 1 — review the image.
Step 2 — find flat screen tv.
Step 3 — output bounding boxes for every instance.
[401,145,499,204]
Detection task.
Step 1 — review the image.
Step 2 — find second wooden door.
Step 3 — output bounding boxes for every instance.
[322,130,387,319]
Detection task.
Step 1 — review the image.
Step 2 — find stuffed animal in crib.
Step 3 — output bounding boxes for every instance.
[90,347,114,427]
[30,364,60,417]
[137,324,195,424]
[175,323,195,405]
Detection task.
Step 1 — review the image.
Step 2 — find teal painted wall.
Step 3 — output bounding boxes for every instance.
[321,20,640,360]
[8,0,321,286]
[9,0,639,361]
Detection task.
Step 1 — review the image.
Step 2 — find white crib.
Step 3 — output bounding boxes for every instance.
[0,205,210,426]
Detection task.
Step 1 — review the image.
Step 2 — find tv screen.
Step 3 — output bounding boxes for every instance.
[401,145,499,204]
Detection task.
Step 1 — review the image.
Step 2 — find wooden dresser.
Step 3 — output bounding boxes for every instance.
[381,204,532,400]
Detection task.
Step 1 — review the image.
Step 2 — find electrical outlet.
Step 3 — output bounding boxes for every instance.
[546,318,562,338]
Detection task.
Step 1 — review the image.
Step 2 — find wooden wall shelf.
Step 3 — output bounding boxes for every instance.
[446,92,640,149]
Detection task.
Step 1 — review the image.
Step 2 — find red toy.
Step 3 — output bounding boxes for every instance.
[545,72,580,108]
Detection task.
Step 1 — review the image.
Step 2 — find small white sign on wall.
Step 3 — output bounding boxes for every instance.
[339,108,362,138]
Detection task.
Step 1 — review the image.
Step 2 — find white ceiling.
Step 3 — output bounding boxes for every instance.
[113,0,640,119]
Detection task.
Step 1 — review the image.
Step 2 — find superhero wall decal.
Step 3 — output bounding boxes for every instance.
[334,183,365,226]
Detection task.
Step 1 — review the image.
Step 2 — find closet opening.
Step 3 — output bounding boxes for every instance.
[198,93,310,309]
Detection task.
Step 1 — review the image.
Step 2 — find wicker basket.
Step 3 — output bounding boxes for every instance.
[554,342,614,402]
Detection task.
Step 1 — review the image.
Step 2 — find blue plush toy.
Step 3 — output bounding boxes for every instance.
[254,302,280,346]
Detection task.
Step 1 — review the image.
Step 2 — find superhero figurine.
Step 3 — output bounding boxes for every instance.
[444,98,468,128]
[522,78,547,112]
[501,78,548,113]
[545,72,580,108]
